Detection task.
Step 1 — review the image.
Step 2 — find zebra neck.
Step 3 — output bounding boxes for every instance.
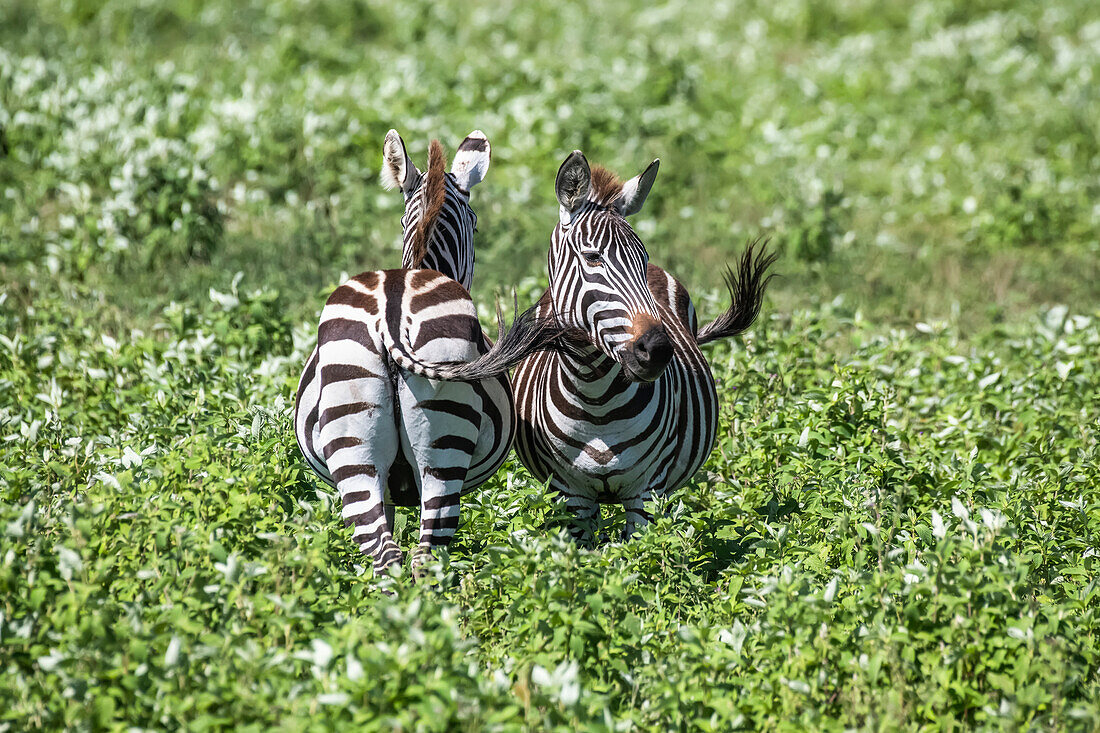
[401,204,474,289]
[400,178,475,290]
[406,234,473,289]
[558,341,639,403]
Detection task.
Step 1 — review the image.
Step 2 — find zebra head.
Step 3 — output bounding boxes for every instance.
[380,129,491,290]
[550,150,672,383]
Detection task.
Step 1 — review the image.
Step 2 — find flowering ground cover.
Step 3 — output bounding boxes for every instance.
[2,0,1098,729]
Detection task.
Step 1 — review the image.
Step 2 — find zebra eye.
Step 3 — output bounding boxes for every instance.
[581,250,603,266]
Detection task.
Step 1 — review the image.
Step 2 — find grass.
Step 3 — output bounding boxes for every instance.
[2,0,1099,729]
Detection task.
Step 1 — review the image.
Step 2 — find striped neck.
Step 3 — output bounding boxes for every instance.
[557,336,642,403]
[400,173,477,290]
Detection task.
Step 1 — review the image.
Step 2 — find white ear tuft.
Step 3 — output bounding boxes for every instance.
[451,130,491,190]
[617,159,660,217]
[380,129,413,192]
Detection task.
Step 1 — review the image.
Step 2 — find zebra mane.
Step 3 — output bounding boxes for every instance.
[407,139,448,268]
[588,166,624,207]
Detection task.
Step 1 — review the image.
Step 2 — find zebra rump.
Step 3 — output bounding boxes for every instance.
[387,298,570,382]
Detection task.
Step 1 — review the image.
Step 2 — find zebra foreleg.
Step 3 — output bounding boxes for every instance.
[557,488,600,546]
[622,491,654,540]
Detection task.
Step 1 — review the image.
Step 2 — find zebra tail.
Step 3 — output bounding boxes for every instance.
[381,298,569,382]
[695,238,778,347]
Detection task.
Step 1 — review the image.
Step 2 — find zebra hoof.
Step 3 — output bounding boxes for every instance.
[373,545,405,578]
[410,547,435,582]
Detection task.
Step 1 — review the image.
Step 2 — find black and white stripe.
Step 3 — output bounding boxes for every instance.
[294,130,544,574]
[513,151,775,542]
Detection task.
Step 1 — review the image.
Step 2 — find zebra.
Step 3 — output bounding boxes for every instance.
[512,150,776,543]
[294,129,560,575]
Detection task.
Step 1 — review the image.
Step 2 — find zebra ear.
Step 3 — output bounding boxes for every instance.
[451,130,491,190]
[617,159,660,217]
[380,129,419,194]
[556,150,591,219]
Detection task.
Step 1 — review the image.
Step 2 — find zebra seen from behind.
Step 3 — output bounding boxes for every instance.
[294,129,560,575]
[512,150,776,543]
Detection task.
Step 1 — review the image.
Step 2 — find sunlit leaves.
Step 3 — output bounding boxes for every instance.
[2,0,1100,728]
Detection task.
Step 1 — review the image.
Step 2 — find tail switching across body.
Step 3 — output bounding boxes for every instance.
[294,130,554,574]
[513,151,776,542]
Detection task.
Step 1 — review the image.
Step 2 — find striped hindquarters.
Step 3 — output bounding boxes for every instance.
[294,344,332,487]
[293,268,515,503]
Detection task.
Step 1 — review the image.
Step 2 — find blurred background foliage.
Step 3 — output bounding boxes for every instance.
[3,0,1099,330]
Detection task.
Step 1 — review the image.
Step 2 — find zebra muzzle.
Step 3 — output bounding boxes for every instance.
[621,320,673,382]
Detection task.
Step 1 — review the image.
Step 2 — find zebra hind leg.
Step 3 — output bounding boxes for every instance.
[397,377,483,580]
[317,343,404,575]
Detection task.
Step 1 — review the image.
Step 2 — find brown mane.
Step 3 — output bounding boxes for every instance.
[589,165,624,207]
[407,139,447,267]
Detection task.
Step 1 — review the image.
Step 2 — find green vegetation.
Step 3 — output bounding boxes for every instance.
[2,0,1098,729]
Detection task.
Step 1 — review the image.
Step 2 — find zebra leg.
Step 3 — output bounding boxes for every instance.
[622,490,654,540]
[460,374,514,491]
[396,376,482,578]
[317,342,403,574]
[557,487,600,546]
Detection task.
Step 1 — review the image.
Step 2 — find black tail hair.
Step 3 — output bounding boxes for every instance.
[695,239,777,347]
[413,295,570,382]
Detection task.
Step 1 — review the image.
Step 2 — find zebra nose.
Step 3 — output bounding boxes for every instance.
[630,324,673,380]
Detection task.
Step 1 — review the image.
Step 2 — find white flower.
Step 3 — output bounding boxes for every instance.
[930,510,946,539]
[531,660,581,706]
[56,546,83,580]
[164,636,182,667]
